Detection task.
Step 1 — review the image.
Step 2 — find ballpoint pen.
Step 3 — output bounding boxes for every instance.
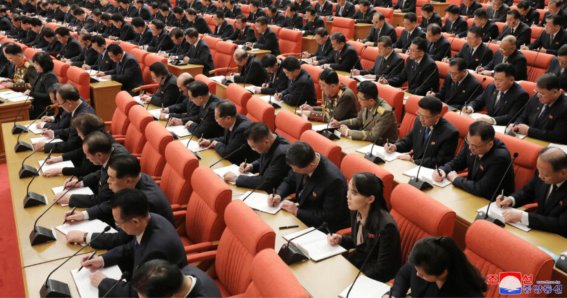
[78,250,96,272]
[279,225,299,230]
[63,207,77,224]
[436,165,442,177]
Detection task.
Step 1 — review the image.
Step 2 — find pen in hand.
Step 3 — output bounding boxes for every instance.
[436,165,442,177]
[63,207,77,224]
[78,250,96,272]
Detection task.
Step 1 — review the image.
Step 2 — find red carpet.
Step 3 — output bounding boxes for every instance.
[0,162,25,297]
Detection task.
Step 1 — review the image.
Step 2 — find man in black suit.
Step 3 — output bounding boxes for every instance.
[455,27,494,70]
[134,0,152,20]
[498,147,567,237]
[303,28,333,65]
[138,62,179,107]
[461,0,482,17]
[167,28,191,58]
[131,17,153,46]
[132,259,221,298]
[335,0,355,18]
[467,9,499,41]
[269,142,349,232]
[253,17,280,55]
[211,11,235,39]
[200,0,217,14]
[354,36,404,81]
[303,7,325,36]
[110,13,137,42]
[81,189,188,297]
[199,101,259,164]
[267,6,286,27]
[182,80,224,138]
[497,10,531,47]
[394,13,425,52]
[282,4,303,29]
[276,56,317,106]
[229,15,257,44]
[88,35,116,72]
[466,63,529,125]
[161,73,200,122]
[225,122,290,191]
[222,0,242,18]
[147,19,174,52]
[420,4,442,29]
[70,33,99,68]
[443,5,468,36]
[480,35,528,81]
[527,15,566,55]
[434,121,515,199]
[100,44,144,93]
[253,54,289,96]
[183,28,214,75]
[185,8,211,34]
[118,0,138,17]
[362,12,397,47]
[385,96,459,168]
[55,27,82,60]
[353,0,375,24]
[428,58,483,109]
[34,84,96,153]
[157,4,176,26]
[540,0,566,28]
[546,45,567,91]
[314,0,333,16]
[384,37,439,95]
[487,0,509,22]
[426,24,451,61]
[517,0,541,25]
[232,49,267,86]
[510,74,567,144]
[324,32,360,72]
[171,7,189,28]
[246,0,266,22]
[394,0,416,13]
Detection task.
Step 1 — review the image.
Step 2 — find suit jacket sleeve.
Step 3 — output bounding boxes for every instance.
[511,175,537,207]
[493,90,528,125]
[296,176,347,228]
[213,128,245,158]
[414,128,459,167]
[150,83,179,107]
[236,153,289,191]
[275,170,297,198]
[452,153,511,198]
[440,147,468,173]
[111,59,140,84]
[188,45,211,66]
[527,208,567,236]
[389,263,413,297]
[365,224,401,281]
[394,124,415,153]
[411,61,439,95]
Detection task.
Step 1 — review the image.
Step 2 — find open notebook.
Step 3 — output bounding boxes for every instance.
[213,164,253,183]
[56,219,118,235]
[39,159,74,174]
[237,191,281,214]
[338,275,390,298]
[477,203,531,232]
[166,125,191,138]
[178,139,209,152]
[356,144,402,162]
[72,265,122,297]
[403,166,452,188]
[282,227,346,262]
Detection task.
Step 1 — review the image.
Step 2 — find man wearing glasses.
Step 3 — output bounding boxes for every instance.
[433,121,515,199]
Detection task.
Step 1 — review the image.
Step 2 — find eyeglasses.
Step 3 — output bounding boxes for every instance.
[464,137,486,150]
[416,112,435,119]
[115,218,133,228]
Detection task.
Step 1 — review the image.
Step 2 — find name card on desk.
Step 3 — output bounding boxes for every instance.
[477,203,531,232]
[356,144,402,162]
[338,275,390,298]
[237,191,281,214]
[72,265,122,298]
[403,166,451,188]
[282,228,346,262]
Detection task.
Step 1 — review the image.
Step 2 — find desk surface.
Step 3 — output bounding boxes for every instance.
[24,254,87,298]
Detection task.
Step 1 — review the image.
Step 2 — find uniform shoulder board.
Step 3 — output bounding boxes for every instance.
[377,106,385,115]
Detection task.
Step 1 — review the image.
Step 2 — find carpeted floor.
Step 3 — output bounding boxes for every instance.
[0,162,25,297]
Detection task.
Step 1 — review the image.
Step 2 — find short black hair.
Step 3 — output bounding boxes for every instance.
[261,54,278,68]
[188,80,210,97]
[109,154,141,179]
[517,0,531,9]
[377,36,393,48]
[558,44,567,56]
[111,13,124,22]
[445,4,460,14]
[473,8,488,19]
[404,12,417,22]
[186,8,198,15]
[418,96,443,115]
[106,43,124,55]
[84,131,113,155]
[545,14,562,26]
[287,3,298,12]
[32,52,54,72]
[314,27,328,37]
[150,19,165,30]
[111,188,149,219]
[358,81,378,100]
[411,37,427,52]
[3,43,23,55]
[468,121,495,142]
[57,84,80,101]
[71,113,105,136]
[255,16,268,25]
[468,26,483,38]
[449,57,467,71]
[246,122,271,142]
[319,68,339,85]
[506,9,521,20]
[215,11,225,19]
[306,7,316,15]
[149,62,169,77]
[494,63,515,78]
[215,100,237,117]
[286,141,316,168]
[281,56,301,71]
[536,73,560,90]
[421,3,433,12]
[131,17,146,27]
[54,26,70,36]
[330,32,346,43]
[131,259,184,297]
[170,28,184,39]
[92,35,106,46]
[427,23,442,35]
[185,28,199,38]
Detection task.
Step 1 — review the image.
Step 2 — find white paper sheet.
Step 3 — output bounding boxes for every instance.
[493,125,526,139]
[477,203,531,231]
[338,275,390,298]
[38,159,74,173]
[28,123,45,134]
[148,109,161,119]
[30,136,63,145]
[237,191,281,214]
[71,265,122,298]
[166,125,191,138]
[52,186,94,196]
[403,166,452,188]
[282,227,346,261]
[258,95,282,105]
[356,144,402,162]
[56,219,117,235]
[178,139,209,152]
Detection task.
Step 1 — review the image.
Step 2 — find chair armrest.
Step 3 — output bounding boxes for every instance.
[104,121,112,132]
[210,67,238,76]
[519,202,538,212]
[188,250,217,263]
[114,137,125,144]
[185,241,219,254]
[133,83,159,93]
[336,227,352,236]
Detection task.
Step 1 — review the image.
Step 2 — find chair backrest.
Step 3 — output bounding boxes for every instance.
[242,249,309,297]
[339,75,359,110]
[340,153,394,207]
[443,111,475,154]
[24,47,40,60]
[530,25,544,43]
[226,83,252,115]
[119,41,139,53]
[215,200,275,296]
[143,53,168,84]
[395,26,404,39]
[518,80,536,97]
[66,66,90,102]
[125,105,153,155]
[195,74,217,94]
[52,59,70,83]
[390,184,456,263]
[465,220,554,298]
[240,4,250,17]
[496,133,542,191]
[268,24,282,36]
[398,95,421,139]
[141,121,173,178]
[246,96,275,131]
[346,40,366,57]
[111,91,137,137]
[374,7,393,23]
[436,61,450,87]
[360,46,379,70]
[278,28,303,55]
[185,166,232,244]
[215,41,238,71]
[129,48,149,70]
[202,35,221,58]
[471,72,495,89]
[275,110,311,143]
[299,130,342,167]
[377,83,404,123]
[160,141,199,207]
[204,14,217,33]
[521,50,554,83]
[331,17,355,40]
[300,64,323,103]
[451,37,466,57]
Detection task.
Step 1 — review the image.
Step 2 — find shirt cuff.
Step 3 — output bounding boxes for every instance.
[520,210,529,226]
[82,210,90,220]
[86,232,92,243]
[509,196,516,207]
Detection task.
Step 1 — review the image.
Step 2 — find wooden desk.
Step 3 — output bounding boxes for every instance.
[168,63,204,77]
[431,2,450,16]
[392,12,406,27]
[24,255,85,298]
[0,98,30,162]
[302,36,318,54]
[248,49,271,59]
[90,81,122,122]
[354,23,373,40]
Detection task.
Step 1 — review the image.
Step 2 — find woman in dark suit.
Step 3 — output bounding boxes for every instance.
[328,172,402,282]
[28,52,59,119]
[38,84,70,131]
[389,237,486,297]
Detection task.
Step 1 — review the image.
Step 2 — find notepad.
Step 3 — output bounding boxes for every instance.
[351,75,374,82]
[548,143,567,154]
[402,166,452,188]
[493,125,526,139]
[338,275,391,298]
[244,85,256,93]
[72,265,122,298]
[356,144,402,162]
[237,191,281,214]
[258,95,282,105]
[28,123,45,134]
[148,109,161,119]
[213,164,252,182]
[132,95,145,106]
[477,203,531,232]
[56,219,117,235]
[178,139,209,152]
[311,124,330,131]
[52,186,94,196]
[166,125,191,138]
[282,227,346,262]
[209,76,225,84]
[39,159,74,173]
[30,136,63,145]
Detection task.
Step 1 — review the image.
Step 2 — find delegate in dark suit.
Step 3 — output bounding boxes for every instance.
[359,52,404,80]
[387,55,439,96]
[168,94,201,123]
[530,29,566,55]
[440,138,515,199]
[187,95,224,138]
[435,72,483,108]
[314,1,333,16]
[117,22,137,42]
[211,115,259,164]
[393,0,416,12]
[185,39,214,75]
[44,101,96,153]
[427,35,451,61]
[105,53,144,92]
[461,1,482,17]
[487,4,509,22]
[443,16,468,36]
[275,155,349,232]
[229,26,257,44]
[236,135,290,191]
[483,50,528,81]
[260,66,289,95]
[310,38,334,64]
[147,31,174,53]
[303,17,325,36]
[468,22,499,41]
[71,46,98,68]
[98,213,188,297]
[455,42,494,70]
[468,82,529,125]
[212,20,234,40]
[254,28,280,55]
[29,71,59,119]
[498,23,531,47]
[282,14,303,30]
[280,69,317,106]
[394,28,425,51]
[149,73,179,107]
[328,43,360,72]
[92,50,116,72]
[394,118,459,168]
[58,37,82,60]
[233,57,268,86]
[335,2,355,18]
[364,23,397,46]
[515,94,567,144]
[420,13,442,29]
[353,9,375,24]
[546,58,567,91]
[187,16,211,34]
[133,28,153,46]
[181,265,222,297]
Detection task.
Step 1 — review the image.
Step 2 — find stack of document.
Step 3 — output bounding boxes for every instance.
[132,96,145,106]
[402,166,451,188]
[477,203,531,231]
[28,123,45,134]
[244,85,256,93]
[351,75,374,82]
[493,125,526,139]
[166,125,191,138]
[178,139,209,152]
[338,276,390,298]
[548,143,567,154]
[0,91,32,102]
[282,227,346,261]
[311,124,330,131]
[38,159,74,173]
[356,144,402,162]
[72,265,122,297]
[258,95,282,105]
[237,191,281,214]
[56,219,117,235]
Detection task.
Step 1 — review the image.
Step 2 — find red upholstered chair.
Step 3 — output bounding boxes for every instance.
[204,14,217,32]
[450,37,466,57]
[278,28,303,56]
[495,22,505,33]
[518,80,536,97]
[390,184,456,263]
[496,133,542,191]
[106,91,136,140]
[521,50,554,82]
[443,111,475,155]
[129,48,149,70]
[24,47,40,60]
[268,25,281,36]
[119,41,139,53]
[395,26,404,39]
[339,75,358,95]
[210,41,238,75]
[340,153,394,207]
[331,17,355,40]
[66,66,90,102]
[377,83,404,123]
[234,249,309,298]
[176,166,231,258]
[246,96,275,131]
[195,74,217,95]
[374,7,393,23]
[436,61,450,87]
[299,130,342,166]
[142,54,168,85]
[301,64,323,103]
[124,105,153,155]
[240,4,250,17]
[52,59,70,83]
[398,95,421,139]
[346,40,366,57]
[189,200,275,296]
[226,84,252,114]
[140,121,173,180]
[45,22,59,31]
[487,41,500,54]
[465,220,554,298]
[160,141,199,210]
[275,110,311,143]
[471,72,494,89]
[202,35,221,58]
[530,26,544,43]
[359,46,379,70]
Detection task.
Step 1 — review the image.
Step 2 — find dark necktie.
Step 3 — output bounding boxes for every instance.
[536,104,550,126]
[545,184,556,204]
[423,127,431,144]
